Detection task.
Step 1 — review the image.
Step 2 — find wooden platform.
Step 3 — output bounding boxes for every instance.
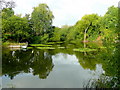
[9,45,21,48]
[9,45,27,48]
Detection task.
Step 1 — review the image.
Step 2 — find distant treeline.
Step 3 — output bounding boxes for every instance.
[1,0,118,44]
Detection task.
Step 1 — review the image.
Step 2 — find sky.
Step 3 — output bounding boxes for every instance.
[11,0,120,27]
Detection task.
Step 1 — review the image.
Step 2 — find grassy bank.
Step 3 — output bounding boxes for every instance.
[3,42,27,47]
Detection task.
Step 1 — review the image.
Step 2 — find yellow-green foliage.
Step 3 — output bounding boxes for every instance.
[30,44,52,47]
[2,5,118,44]
[36,47,55,49]
[73,48,97,52]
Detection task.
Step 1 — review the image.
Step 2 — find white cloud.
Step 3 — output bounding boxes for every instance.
[13,0,119,27]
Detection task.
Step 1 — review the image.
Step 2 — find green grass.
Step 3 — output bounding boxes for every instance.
[73,48,97,52]
[69,41,76,44]
[29,42,64,47]
[29,44,52,47]
[55,42,63,44]
[99,47,107,49]
[3,42,26,46]
[36,47,55,49]
[58,47,65,49]
[46,42,63,45]
[3,42,10,46]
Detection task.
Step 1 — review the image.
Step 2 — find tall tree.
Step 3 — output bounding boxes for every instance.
[2,15,31,42]
[68,14,100,43]
[1,8,14,19]
[101,6,118,42]
[31,3,54,36]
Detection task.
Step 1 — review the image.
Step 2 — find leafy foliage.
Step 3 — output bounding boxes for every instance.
[2,15,31,42]
[31,3,54,36]
[2,3,118,45]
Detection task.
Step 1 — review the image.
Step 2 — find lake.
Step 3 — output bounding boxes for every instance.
[2,42,120,88]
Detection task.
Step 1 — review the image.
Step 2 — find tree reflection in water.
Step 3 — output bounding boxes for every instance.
[82,42,120,88]
[2,48,54,79]
[2,41,120,88]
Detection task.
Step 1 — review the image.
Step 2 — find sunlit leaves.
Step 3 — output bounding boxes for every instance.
[67,14,101,42]
[100,6,118,42]
[2,15,31,42]
[31,3,54,35]
[1,8,14,19]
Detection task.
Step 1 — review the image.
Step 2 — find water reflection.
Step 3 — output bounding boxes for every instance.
[85,43,120,88]
[2,48,54,79]
[2,42,120,88]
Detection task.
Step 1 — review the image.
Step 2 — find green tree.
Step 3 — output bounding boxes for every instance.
[66,26,77,43]
[51,27,61,41]
[100,6,118,42]
[75,14,100,42]
[1,8,14,19]
[60,25,70,41]
[31,3,54,36]
[52,25,70,42]
[2,15,31,42]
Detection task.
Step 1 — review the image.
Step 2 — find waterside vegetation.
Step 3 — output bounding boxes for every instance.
[1,0,119,48]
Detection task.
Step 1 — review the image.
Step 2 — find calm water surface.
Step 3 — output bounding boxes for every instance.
[2,43,120,88]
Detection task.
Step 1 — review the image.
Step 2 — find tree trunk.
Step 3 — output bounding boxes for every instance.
[83,23,91,48]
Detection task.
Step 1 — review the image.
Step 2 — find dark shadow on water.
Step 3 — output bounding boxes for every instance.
[2,48,54,79]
